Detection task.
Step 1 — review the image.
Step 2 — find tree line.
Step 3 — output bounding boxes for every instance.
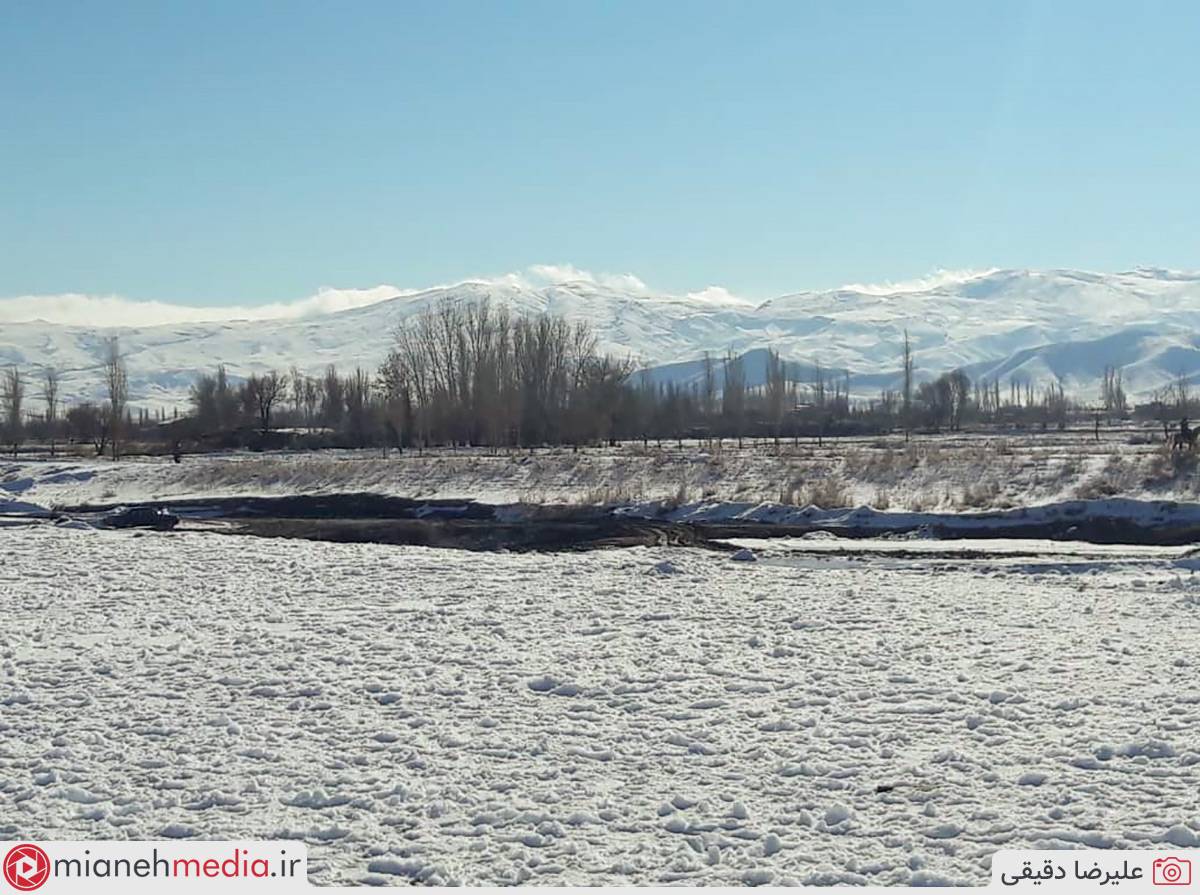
[0,297,1191,458]
[2,337,129,458]
[171,302,1152,449]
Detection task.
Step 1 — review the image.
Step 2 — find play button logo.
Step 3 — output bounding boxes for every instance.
[3,844,50,891]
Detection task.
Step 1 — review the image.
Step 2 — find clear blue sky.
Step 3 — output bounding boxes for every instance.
[3,0,1200,305]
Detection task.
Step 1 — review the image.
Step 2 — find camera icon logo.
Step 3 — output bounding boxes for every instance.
[1153,857,1192,886]
[3,844,50,892]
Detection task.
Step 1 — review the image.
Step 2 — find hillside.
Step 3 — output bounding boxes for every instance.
[2,267,1199,410]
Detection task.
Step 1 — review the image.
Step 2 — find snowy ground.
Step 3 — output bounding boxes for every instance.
[2,427,1193,513]
[2,524,1198,886]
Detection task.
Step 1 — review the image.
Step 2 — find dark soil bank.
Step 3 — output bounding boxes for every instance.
[60,493,1200,551]
[229,516,711,552]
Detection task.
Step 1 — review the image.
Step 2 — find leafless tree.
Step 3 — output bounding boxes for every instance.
[810,358,826,410]
[302,377,319,432]
[1,367,24,457]
[289,366,306,418]
[764,348,787,447]
[103,337,128,459]
[901,328,914,440]
[67,402,108,455]
[722,350,746,446]
[41,366,60,456]
[1101,365,1126,416]
[245,370,286,433]
[41,366,59,421]
[946,368,971,430]
[322,365,345,429]
[189,371,220,432]
[701,351,717,426]
[918,381,944,430]
[378,297,634,449]
[343,368,372,446]
[1043,380,1068,430]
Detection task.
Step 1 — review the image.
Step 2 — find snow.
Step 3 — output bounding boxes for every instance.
[1,525,1197,885]
[6,267,1200,409]
[648,496,1200,540]
[3,426,1198,513]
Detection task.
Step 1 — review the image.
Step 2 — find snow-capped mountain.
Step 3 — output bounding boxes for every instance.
[2,267,1199,410]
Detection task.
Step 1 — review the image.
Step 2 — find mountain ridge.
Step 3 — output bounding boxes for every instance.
[2,267,1199,410]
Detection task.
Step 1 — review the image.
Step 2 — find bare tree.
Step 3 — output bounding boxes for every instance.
[701,351,717,436]
[1043,380,1068,430]
[722,350,746,447]
[246,370,286,434]
[1,367,24,457]
[917,377,951,431]
[40,366,60,420]
[189,370,220,432]
[214,365,237,429]
[289,366,306,418]
[67,402,108,455]
[764,348,787,448]
[103,337,128,459]
[901,328,914,440]
[1101,365,1126,416]
[302,377,319,432]
[343,368,372,447]
[946,368,971,430]
[378,297,637,450]
[42,366,61,457]
[811,358,826,409]
[322,365,345,430]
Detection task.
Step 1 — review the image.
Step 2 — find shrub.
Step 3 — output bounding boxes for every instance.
[803,477,850,509]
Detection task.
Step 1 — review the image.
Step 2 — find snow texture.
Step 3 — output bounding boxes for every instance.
[1,526,1198,885]
[4,425,1200,514]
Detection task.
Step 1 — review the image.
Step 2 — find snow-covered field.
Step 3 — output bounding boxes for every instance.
[1,427,1194,512]
[2,525,1198,885]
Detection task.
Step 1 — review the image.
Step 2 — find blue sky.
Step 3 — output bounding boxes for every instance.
[3,0,1200,308]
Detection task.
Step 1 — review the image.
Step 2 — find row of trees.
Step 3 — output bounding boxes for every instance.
[377,300,635,447]
[180,300,638,449]
[1,337,128,458]
[2,299,1195,457]
[170,300,1160,451]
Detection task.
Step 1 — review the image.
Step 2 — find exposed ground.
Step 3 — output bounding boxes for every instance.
[1,425,1196,514]
[2,430,1199,886]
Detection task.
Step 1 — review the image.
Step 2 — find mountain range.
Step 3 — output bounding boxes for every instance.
[2,267,1199,411]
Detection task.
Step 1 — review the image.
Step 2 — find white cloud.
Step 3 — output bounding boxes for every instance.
[0,265,677,328]
[0,287,416,327]
[521,264,652,294]
[684,285,756,307]
[3,265,998,328]
[839,268,999,296]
